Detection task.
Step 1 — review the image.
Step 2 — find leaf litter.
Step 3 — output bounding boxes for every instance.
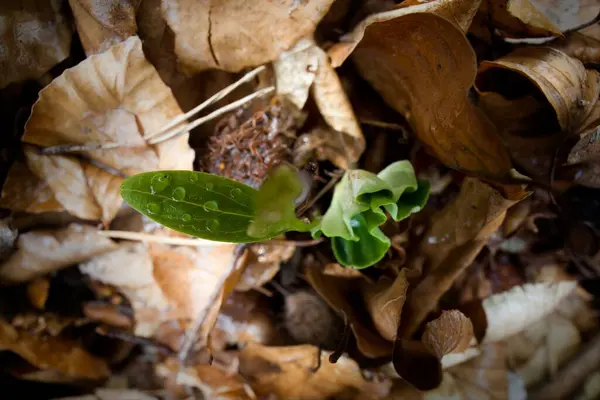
[1,0,600,398]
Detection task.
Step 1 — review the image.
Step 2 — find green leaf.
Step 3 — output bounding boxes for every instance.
[247,164,314,238]
[120,171,262,243]
[315,160,430,269]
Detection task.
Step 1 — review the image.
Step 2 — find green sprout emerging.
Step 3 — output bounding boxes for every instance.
[120,161,429,269]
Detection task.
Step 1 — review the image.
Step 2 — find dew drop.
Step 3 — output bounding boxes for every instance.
[205,182,214,190]
[230,188,242,198]
[189,174,199,183]
[150,174,171,194]
[182,213,192,222]
[203,201,219,212]
[147,202,161,214]
[172,186,186,201]
[206,219,220,232]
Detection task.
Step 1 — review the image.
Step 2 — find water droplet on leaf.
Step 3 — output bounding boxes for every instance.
[182,213,191,222]
[205,182,214,190]
[172,186,186,201]
[189,174,199,183]
[147,202,161,214]
[203,201,219,212]
[230,188,242,198]
[150,174,171,194]
[206,219,220,232]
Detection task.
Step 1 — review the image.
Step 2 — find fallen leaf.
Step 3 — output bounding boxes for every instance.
[239,343,392,400]
[22,36,194,222]
[0,161,64,214]
[57,389,158,400]
[306,265,393,358]
[0,0,72,88]
[486,0,563,38]
[162,0,335,73]
[477,47,600,132]
[68,0,139,55]
[83,302,133,329]
[482,281,577,343]
[236,243,295,291]
[399,178,518,338]
[555,24,600,65]
[274,39,320,110]
[0,319,109,380]
[360,269,409,341]
[423,310,474,358]
[0,224,116,284]
[323,262,365,279]
[567,128,600,188]
[27,277,50,310]
[337,5,512,179]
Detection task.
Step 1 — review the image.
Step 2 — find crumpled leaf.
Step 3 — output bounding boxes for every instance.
[162,0,336,73]
[399,178,519,338]
[238,343,391,400]
[0,320,109,380]
[22,36,194,222]
[80,242,243,339]
[555,24,600,65]
[360,269,409,341]
[0,224,116,284]
[477,47,600,132]
[274,39,320,110]
[0,161,64,214]
[482,281,577,343]
[0,0,72,88]
[567,128,600,188]
[333,4,513,179]
[69,0,139,55]
[423,310,474,358]
[236,243,295,291]
[315,160,429,268]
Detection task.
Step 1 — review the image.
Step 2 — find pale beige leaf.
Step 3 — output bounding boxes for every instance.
[0,320,109,380]
[483,282,577,343]
[162,0,336,73]
[274,39,320,110]
[84,162,124,223]
[423,310,474,358]
[506,0,562,36]
[523,0,600,32]
[235,243,295,292]
[0,160,64,214]
[0,0,72,88]
[239,344,392,400]
[556,24,600,65]
[0,224,116,283]
[69,0,139,55]
[361,269,409,341]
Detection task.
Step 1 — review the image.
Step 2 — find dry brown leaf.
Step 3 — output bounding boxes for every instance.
[239,343,391,400]
[323,262,365,279]
[0,0,72,88]
[567,128,600,188]
[486,0,562,38]
[274,39,320,110]
[400,178,518,338]
[478,47,600,132]
[0,224,116,284]
[423,310,475,358]
[306,265,393,358]
[0,319,109,380]
[21,36,194,222]
[0,160,64,214]
[556,24,600,65]
[235,243,295,292]
[360,269,409,341]
[57,389,158,400]
[27,277,50,310]
[482,281,577,343]
[162,0,336,73]
[341,6,512,179]
[69,0,139,55]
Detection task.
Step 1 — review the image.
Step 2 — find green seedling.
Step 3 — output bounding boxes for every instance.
[120,161,429,268]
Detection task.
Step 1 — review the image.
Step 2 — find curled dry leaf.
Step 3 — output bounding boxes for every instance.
[68,0,139,55]
[360,269,408,341]
[80,242,243,340]
[239,343,391,400]
[477,47,600,132]
[556,24,600,65]
[482,281,577,343]
[0,320,110,380]
[0,0,72,88]
[423,310,474,358]
[0,161,64,214]
[162,0,336,73]
[306,265,393,358]
[399,178,518,338]
[21,36,194,222]
[336,4,512,179]
[236,243,295,292]
[0,224,116,284]
[567,128,600,188]
[486,0,562,38]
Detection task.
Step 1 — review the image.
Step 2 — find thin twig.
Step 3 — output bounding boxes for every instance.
[40,142,124,154]
[297,169,343,216]
[359,119,405,131]
[143,65,266,141]
[99,230,228,246]
[147,87,275,145]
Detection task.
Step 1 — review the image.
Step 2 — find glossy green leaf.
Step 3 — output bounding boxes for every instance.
[331,214,390,269]
[120,170,262,243]
[247,164,315,239]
